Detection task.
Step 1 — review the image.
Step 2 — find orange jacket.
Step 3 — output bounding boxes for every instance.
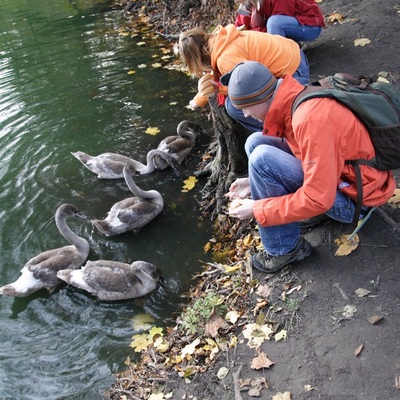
[253,75,395,227]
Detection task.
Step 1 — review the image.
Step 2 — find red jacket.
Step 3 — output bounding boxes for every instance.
[253,75,395,227]
[235,0,326,31]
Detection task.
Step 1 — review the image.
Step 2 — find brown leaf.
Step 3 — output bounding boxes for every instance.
[205,312,227,337]
[367,315,383,325]
[250,351,274,370]
[354,343,364,356]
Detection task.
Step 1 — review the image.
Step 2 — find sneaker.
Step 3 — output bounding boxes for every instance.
[299,214,329,230]
[252,237,312,274]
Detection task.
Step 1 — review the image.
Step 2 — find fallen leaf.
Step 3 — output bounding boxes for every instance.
[334,234,359,256]
[377,76,390,83]
[127,70,136,75]
[250,351,274,369]
[242,323,274,348]
[287,284,301,295]
[354,37,371,47]
[256,284,272,298]
[145,126,160,135]
[274,329,287,341]
[304,384,318,391]
[137,41,146,46]
[217,366,230,379]
[205,312,227,338]
[367,315,383,325]
[342,304,357,317]
[395,375,400,389]
[181,176,198,192]
[130,333,152,352]
[327,12,345,23]
[137,63,147,69]
[272,392,291,400]
[225,310,241,324]
[152,62,162,68]
[354,343,364,356]
[223,264,242,273]
[355,288,371,297]
[181,338,201,358]
[248,388,261,396]
[131,313,155,331]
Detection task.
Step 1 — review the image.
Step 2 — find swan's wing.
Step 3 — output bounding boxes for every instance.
[83,261,142,292]
[117,202,162,225]
[27,246,86,283]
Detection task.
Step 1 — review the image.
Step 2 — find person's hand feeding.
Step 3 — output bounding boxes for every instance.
[189,73,218,110]
[226,177,254,219]
[225,177,251,200]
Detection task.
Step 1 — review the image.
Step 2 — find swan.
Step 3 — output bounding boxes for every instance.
[57,260,163,301]
[153,120,203,169]
[71,149,179,179]
[91,165,164,236]
[0,204,90,297]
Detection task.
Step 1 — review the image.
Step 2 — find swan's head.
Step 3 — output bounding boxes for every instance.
[177,120,203,139]
[57,204,89,221]
[123,164,138,177]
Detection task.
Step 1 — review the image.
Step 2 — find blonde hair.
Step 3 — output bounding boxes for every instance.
[178,28,212,78]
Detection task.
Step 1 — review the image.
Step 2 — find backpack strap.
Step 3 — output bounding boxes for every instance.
[292,86,368,232]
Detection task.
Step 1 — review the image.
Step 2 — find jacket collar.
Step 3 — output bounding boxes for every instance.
[263,74,305,137]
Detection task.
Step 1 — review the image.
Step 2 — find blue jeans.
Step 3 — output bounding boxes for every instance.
[225,50,310,132]
[267,15,322,43]
[245,132,356,256]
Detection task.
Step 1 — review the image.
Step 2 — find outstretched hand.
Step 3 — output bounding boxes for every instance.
[228,198,255,220]
[225,177,251,200]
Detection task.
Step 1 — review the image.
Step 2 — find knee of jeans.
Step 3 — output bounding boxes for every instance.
[245,132,262,156]
[248,144,276,166]
[267,16,283,36]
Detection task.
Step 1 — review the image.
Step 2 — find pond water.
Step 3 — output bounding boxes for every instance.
[0,1,213,399]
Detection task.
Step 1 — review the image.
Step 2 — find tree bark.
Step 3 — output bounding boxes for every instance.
[197,95,250,219]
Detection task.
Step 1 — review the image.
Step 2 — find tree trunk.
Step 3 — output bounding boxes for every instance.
[197,95,250,219]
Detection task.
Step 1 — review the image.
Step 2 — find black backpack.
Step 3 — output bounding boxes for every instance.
[292,73,400,227]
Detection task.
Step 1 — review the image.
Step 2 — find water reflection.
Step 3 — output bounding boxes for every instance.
[0,1,212,399]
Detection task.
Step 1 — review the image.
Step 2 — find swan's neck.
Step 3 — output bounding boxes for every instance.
[56,216,89,256]
[177,128,196,140]
[123,172,163,205]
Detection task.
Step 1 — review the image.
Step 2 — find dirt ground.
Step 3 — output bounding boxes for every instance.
[109,1,400,399]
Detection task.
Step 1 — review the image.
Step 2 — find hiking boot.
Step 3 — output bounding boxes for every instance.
[299,214,329,230]
[252,237,312,274]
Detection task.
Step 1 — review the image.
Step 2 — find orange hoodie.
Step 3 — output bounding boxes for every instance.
[193,24,301,106]
[253,75,395,227]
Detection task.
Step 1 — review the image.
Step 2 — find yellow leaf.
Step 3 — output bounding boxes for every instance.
[130,333,152,352]
[181,176,198,192]
[149,326,164,339]
[223,264,241,273]
[137,41,146,46]
[274,329,287,341]
[152,62,162,68]
[225,310,240,324]
[137,64,147,69]
[217,366,230,379]
[131,313,155,331]
[145,126,160,135]
[154,337,169,353]
[334,233,359,256]
[127,70,136,75]
[354,38,371,47]
[242,323,274,348]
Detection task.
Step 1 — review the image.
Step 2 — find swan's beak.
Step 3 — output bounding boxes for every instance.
[158,277,166,290]
[75,211,89,221]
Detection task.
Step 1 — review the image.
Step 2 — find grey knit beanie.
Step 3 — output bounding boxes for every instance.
[220,61,277,109]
